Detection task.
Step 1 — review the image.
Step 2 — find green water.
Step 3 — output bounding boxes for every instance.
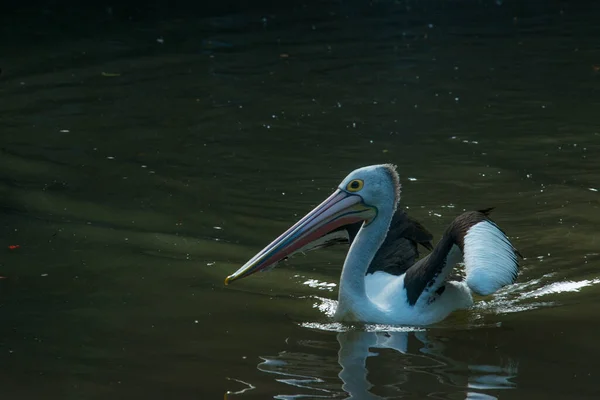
[1,1,600,398]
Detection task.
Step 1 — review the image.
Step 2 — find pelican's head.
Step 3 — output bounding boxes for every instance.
[224,164,401,285]
[336,164,401,209]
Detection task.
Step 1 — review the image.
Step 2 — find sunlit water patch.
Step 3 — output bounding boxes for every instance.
[301,278,336,292]
[521,278,600,298]
[475,273,600,315]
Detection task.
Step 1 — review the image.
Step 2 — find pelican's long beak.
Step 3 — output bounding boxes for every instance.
[224,189,375,285]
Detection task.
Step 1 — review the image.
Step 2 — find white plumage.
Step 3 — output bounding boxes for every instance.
[464,221,519,296]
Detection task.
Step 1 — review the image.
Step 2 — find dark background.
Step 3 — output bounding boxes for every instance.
[2,1,600,399]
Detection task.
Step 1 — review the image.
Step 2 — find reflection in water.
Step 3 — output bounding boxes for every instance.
[256,329,517,400]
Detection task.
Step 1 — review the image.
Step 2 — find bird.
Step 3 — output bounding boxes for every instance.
[286,207,435,276]
[225,164,520,326]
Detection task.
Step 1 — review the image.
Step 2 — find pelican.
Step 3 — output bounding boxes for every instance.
[225,164,520,325]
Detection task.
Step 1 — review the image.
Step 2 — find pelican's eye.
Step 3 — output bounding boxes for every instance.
[346,179,364,192]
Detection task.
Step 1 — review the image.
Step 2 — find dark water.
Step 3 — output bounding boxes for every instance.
[1,0,600,398]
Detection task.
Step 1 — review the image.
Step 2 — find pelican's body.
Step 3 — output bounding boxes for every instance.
[341,272,472,325]
[225,164,520,326]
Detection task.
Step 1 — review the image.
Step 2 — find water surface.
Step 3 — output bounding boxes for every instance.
[1,0,600,398]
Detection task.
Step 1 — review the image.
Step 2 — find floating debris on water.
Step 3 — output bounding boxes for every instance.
[225,378,255,395]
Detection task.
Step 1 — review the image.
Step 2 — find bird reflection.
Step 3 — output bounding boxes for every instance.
[255,330,517,400]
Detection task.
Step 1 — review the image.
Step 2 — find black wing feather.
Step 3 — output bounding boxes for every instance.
[365,209,433,276]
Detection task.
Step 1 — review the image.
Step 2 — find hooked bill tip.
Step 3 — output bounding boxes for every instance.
[224,275,233,285]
